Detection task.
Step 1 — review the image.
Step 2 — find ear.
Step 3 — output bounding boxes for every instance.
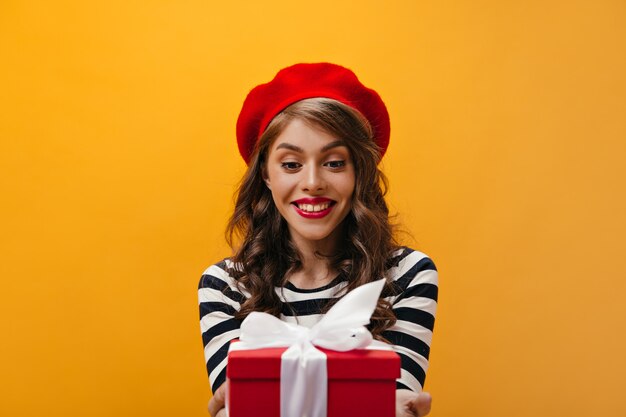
[261,165,271,189]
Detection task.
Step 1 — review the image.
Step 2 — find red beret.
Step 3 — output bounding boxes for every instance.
[236,62,390,164]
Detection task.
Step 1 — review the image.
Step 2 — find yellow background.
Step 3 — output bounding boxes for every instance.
[1,1,625,416]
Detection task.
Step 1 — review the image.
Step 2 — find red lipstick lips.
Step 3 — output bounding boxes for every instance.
[291,197,336,219]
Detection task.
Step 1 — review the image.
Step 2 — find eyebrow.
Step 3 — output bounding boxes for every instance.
[275,140,347,153]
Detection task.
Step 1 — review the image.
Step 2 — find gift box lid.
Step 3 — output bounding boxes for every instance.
[227,346,400,380]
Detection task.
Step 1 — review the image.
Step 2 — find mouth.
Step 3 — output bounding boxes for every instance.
[291,198,336,218]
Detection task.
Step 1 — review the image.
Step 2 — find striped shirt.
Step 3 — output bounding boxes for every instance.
[198,247,438,394]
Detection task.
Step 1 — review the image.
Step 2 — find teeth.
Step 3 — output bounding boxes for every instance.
[297,202,331,212]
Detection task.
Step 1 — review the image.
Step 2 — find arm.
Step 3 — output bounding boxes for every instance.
[198,261,245,411]
[383,250,439,414]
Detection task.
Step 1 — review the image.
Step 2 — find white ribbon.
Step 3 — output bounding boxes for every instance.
[229,279,388,417]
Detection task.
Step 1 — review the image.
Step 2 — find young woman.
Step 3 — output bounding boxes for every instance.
[198,63,438,417]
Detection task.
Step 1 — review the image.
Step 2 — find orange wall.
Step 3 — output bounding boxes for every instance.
[1,1,625,416]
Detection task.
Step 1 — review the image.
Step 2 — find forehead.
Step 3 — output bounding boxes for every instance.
[269,119,348,154]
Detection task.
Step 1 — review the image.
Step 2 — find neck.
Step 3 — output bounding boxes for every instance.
[287,227,344,289]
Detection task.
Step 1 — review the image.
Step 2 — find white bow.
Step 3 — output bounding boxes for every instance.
[229,279,387,417]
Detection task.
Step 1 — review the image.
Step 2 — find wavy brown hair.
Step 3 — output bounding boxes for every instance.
[226,98,400,339]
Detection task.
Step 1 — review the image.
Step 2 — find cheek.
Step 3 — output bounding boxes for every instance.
[341,172,356,199]
[268,175,296,202]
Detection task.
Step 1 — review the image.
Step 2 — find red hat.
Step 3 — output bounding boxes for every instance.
[236,62,390,164]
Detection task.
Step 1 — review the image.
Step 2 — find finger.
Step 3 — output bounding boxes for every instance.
[208,384,227,417]
[207,396,218,417]
[409,392,432,417]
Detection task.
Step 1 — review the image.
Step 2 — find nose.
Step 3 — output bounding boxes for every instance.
[302,164,325,192]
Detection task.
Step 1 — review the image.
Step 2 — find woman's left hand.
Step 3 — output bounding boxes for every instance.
[396,389,432,417]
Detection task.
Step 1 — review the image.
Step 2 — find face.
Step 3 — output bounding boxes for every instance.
[263,118,356,249]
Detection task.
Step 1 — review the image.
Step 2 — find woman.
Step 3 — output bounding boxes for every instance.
[198,63,438,417]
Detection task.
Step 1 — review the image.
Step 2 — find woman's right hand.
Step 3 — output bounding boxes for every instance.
[208,380,228,417]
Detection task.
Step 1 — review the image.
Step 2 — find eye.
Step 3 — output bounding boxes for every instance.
[325,160,346,169]
[281,162,301,171]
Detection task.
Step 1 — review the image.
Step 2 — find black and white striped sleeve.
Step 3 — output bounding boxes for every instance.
[382,249,439,393]
[198,261,245,394]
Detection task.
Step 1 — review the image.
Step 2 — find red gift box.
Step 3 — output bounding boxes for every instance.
[227,346,400,417]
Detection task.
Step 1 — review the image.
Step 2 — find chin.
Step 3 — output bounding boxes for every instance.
[297,230,334,242]
[290,222,346,245]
